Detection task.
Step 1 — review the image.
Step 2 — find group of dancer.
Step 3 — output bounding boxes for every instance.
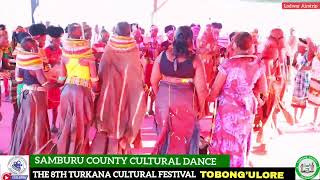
[0,20,320,167]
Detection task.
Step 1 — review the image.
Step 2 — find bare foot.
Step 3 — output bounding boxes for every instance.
[248,160,254,167]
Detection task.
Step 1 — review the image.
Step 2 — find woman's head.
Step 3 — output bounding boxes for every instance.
[68,23,82,39]
[47,26,64,47]
[29,23,47,48]
[173,26,193,57]
[21,37,38,53]
[269,28,285,49]
[233,32,253,52]
[115,22,131,37]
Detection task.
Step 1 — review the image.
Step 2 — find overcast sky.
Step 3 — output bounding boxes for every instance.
[0,0,319,42]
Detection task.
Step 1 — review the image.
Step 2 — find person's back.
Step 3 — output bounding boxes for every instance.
[159,51,195,79]
[218,56,264,113]
[208,32,267,167]
[92,22,146,155]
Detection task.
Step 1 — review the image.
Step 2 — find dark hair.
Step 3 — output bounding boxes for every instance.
[234,32,253,51]
[0,24,6,31]
[229,32,237,41]
[190,23,200,29]
[68,23,81,36]
[130,23,138,32]
[173,26,193,57]
[21,37,36,51]
[65,24,69,33]
[16,32,32,44]
[115,22,130,37]
[212,22,222,29]
[29,23,47,36]
[164,25,175,33]
[101,29,108,34]
[47,26,64,38]
[298,38,307,45]
[140,28,145,35]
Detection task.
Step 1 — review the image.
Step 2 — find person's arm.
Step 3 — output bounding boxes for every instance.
[35,69,57,89]
[57,56,67,85]
[15,67,23,84]
[209,71,226,102]
[255,68,268,106]
[193,56,209,116]
[150,52,163,95]
[88,57,100,94]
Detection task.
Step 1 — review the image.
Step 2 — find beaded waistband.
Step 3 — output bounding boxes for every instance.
[65,77,92,88]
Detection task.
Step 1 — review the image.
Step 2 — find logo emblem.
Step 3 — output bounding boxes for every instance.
[2,173,11,180]
[7,157,27,175]
[296,155,320,179]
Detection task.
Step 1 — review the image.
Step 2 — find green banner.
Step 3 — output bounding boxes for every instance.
[30,155,229,168]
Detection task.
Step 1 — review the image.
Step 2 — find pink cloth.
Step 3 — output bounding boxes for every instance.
[209,57,265,167]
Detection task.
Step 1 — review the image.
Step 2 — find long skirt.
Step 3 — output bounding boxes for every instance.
[10,89,50,155]
[209,102,255,167]
[56,84,93,154]
[152,81,199,154]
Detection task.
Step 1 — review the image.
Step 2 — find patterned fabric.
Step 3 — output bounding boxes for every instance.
[62,39,94,59]
[209,56,265,167]
[292,54,311,108]
[91,38,146,154]
[108,35,137,52]
[16,50,43,70]
[62,39,94,81]
[92,41,106,53]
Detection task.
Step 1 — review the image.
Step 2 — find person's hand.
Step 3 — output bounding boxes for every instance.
[119,137,127,150]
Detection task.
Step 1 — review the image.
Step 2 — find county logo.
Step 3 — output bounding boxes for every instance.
[7,157,27,175]
[296,155,320,180]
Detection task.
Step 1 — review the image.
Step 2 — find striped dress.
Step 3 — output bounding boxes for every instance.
[291,53,311,108]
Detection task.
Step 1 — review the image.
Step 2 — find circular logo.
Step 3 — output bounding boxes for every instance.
[7,157,27,175]
[2,173,11,180]
[296,155,320,180]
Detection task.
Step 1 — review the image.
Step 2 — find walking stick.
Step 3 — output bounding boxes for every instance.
[207,99,218,154]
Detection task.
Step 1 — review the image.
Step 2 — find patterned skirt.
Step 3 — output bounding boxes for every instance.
[152,81,199,154]
[291,71,311,108]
